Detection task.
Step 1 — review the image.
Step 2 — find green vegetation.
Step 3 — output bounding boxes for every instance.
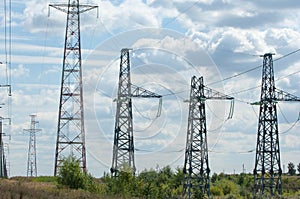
[57,155,101,193]
[103,165,183,198]
[1,160,300,198]
[55,157,300,198]
[288,162,296,176]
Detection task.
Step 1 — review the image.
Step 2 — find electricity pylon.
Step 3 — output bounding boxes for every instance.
[252,53,300,196]
[111,48,162,177]
[183,76,234,199]
[0,86,11,178]
[49,0,98,176]
[24,115,41,177]
[0,118,7,178]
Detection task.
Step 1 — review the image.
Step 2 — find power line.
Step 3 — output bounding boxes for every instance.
[206,48,300,86]
[3,0,12,86]
[162,0,202,28]
[8,0,11,87]
[228,85,260,96]
[214,48,262,57]
[4,0,8,84]
[274,48,300,62]
[93,46,300,105]
[135,147,185,153]
[277,104,300,135]
[280,119,300,135]
[275,70,300,81]
[207,64,263,86]
[209,148,255,154]
[278,104,290,123]
[225,65,300,99]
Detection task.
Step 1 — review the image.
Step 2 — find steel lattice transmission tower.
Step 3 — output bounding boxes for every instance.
[49,0,98,176]
[111,48,162,177]
[0,118,7,178]
[253,53,300,196]
[183,76,234,199]
[0,85,11,178]
[24,115,41,177]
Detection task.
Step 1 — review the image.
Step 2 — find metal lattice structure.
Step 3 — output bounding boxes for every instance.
[111,48,162,177]
[24,115,41,177]
[183,76,233,199]
[0,118,7,178]
[50,0,98,176]
[253,53,300,196]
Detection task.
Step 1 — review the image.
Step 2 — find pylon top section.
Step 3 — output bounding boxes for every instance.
[260,52,275,57]
[187,76,233,101]
[49,1,98,14]
[24,115,41,133]
[24,115,41,131]
[252,53,300,105]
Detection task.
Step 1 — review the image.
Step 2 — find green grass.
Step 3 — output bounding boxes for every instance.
[31,176,57,183]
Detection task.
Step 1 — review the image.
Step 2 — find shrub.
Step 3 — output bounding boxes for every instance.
[287,162,296,176]
[57,155,98,192]
[212,179,239,196]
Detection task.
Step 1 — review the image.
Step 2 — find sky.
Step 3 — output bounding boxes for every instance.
[0,0,299,177]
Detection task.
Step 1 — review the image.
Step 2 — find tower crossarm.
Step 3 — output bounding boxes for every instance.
[203,86,234,101]
[131,84,162,98]
[0,84,11,96]
[49,3,98,14]
[275,88,300,102]
[251,88,300,105]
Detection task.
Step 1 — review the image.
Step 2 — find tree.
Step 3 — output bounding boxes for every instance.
[211,173,219,183]
[287,162,296,176]
[297,163,300,175]
[136,169,159,197]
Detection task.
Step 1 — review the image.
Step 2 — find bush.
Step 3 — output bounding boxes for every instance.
[57,155,98,192]
[212,178,239,196]
[287,162,296,176]
[211,186,224,196]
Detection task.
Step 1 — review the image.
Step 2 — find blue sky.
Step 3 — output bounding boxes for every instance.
[0,0,299,177]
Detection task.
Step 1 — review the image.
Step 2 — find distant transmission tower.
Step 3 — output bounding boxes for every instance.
[183,76,234,199]
[24,115,41,177]
[252,53,300,196]
[49,0,98,176]
[111,48,162,177]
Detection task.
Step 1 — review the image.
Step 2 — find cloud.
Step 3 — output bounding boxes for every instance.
[249,0,300,10]
[99,0,161,31]
[22,0,55,33]
[276,61,300,90]
[11,64,30,77]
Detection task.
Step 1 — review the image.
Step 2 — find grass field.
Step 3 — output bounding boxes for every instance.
[0,177,113,199]
[0,175,299,199]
